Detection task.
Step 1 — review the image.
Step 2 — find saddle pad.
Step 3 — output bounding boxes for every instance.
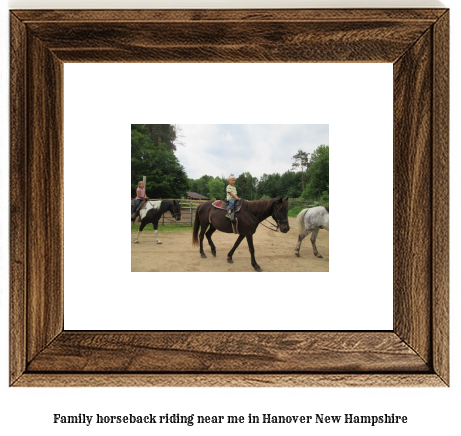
[139,200,161,221]
[212,200,224,209]
[147,200,162,209]
[212,199,242,212]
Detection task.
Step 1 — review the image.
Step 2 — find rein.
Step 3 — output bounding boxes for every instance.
[259,202,289,232]
[167,201,181,220]
[260,219,280,232]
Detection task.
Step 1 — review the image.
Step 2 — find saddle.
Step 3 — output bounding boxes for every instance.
[131,200,148,222]
[135,200,148,213]
[211,199,242,213]
[211,199,241,233]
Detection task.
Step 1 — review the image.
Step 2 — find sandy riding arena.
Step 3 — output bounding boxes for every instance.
[131,217,329,272]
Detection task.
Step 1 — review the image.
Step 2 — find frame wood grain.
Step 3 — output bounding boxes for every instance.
[10,9,449,387]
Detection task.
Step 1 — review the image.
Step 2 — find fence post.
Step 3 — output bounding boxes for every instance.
[190,202,192,226]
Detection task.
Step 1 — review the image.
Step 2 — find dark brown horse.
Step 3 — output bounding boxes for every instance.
[192,197,290,271]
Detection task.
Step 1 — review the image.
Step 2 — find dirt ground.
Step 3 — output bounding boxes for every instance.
[131,217,329,272]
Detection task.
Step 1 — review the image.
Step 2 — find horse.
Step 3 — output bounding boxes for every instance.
[192,197,290,272]
[294,206,329,258]
[133,200,181,244]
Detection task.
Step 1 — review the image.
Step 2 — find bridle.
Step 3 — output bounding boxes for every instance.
[260,203,288,232]
[169,201,181,219]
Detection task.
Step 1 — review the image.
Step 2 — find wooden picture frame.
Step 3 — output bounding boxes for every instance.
[10,9,449,387]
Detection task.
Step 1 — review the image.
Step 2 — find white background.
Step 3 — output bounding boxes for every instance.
[63,63,392,331]
[1,1,459,436]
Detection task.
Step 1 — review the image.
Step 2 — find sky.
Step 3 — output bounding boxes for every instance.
[174,124,329,181]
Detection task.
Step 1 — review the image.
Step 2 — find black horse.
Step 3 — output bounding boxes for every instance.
[133,200,181,244]
[192,197,290,271]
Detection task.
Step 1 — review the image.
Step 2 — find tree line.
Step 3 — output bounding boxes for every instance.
[188,145,329,203]
[131,124,189,198]
[132,124,329,203]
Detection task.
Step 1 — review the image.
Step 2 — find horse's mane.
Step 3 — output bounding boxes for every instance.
[160,199,179,211]
[242,198,284,215]
[146,199,176,213]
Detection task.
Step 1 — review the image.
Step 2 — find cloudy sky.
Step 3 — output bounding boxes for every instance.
[174,124,329,180]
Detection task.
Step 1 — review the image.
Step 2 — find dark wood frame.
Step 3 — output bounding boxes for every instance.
[10,9,449,387]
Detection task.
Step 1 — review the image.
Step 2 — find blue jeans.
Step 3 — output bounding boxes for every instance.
[228,198,235,211]
[132,199,141,214]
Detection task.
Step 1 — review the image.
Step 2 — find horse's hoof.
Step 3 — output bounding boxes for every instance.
[201,254,207,258]
[254,266,262,272]
[317,254,323,258]
[134,240,139,244]
[295,252,300,257]
[212,252,216,257]
[227,258,233,263]
[157,241,162,244]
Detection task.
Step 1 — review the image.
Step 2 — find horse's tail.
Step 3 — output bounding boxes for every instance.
[192,205,202,246]
[296,208,309,233]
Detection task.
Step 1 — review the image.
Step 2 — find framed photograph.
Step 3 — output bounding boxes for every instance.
[10,9,449,386]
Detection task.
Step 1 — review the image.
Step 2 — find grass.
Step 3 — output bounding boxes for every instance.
[287,198,329,218]
[288,206,305,218]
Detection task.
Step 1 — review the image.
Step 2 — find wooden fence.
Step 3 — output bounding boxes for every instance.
[132,198,316,226]
[171,199,208,226]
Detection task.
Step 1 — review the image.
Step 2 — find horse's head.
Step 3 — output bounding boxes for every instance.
[170,200,182,221]
[272,197,290,233]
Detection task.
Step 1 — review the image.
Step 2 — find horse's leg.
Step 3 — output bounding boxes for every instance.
[227,234,245,264]
[310,228,322,258]
[199,223,209,258]
[246,234,262,272]
[134,220,148,243]
[205,225,217,257]
[153,220,162,244]
[294,227,312,257]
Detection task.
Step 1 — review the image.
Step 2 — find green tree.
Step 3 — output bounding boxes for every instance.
[257,173,280,198]
[206,177,226,199]
[236,172,258,200]
[131,124,189,198]
[256,173,269,198]
[220,175,229,190]
[144,124,179,151]
[195,175,212,196]
[291,149,309,191]
[301,144,329,200]
[188,178,197,193]
[279,170,302,198]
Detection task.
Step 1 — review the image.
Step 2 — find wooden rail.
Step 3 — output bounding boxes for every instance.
[132,198,314,226]
[171,199,207,226]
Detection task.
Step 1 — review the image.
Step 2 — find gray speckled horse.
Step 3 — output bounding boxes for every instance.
[295,206,329,258]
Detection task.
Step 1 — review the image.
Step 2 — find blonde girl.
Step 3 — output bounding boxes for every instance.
[131,181,149,220]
